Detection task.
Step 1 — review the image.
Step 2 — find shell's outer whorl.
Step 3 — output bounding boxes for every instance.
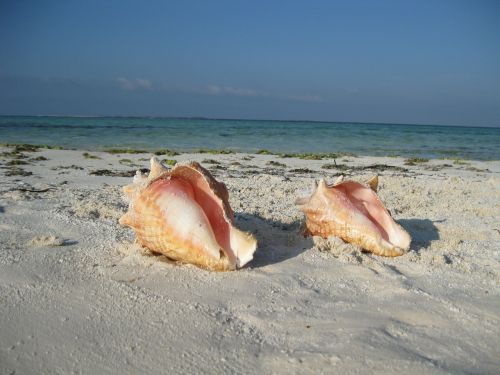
[127,178,228,266]
[298,178,411,257]
[120,158,257,271]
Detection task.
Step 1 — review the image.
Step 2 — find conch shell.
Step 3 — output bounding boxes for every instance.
[296,176,411,257]
[119,157,257,271]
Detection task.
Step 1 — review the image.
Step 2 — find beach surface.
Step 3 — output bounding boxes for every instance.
[1,146,499,374]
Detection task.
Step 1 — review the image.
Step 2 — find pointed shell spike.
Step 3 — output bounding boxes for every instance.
[118,212,132,227]
[149,156,169,180]
[366,175,378,192]
[332,175,344,186]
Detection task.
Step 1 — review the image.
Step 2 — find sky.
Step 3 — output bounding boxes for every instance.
[0,0,499,126]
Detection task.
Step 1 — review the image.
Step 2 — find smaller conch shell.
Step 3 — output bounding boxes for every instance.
[119,157,257,271]
[296,176,411,257]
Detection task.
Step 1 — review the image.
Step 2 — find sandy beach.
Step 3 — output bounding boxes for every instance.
[1,145,499,374]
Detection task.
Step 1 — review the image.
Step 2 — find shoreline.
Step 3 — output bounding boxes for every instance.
[1,142,498,163]
[1,144,499,374]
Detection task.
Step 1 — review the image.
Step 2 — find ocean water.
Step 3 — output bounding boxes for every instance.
[1,116,499,160]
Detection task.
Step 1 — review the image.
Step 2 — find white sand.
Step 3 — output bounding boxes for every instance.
[0,147,499,374]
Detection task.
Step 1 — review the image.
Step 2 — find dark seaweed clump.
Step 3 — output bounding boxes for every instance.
[404,158,429,166]
[267,160,287,168]
[289,168,315,173]
[51,165,84,171]
[322,163,408,172]
[153,149,180,157]
[202,159,221,165]
[104,148,147,154]
[83,152,101,159]
[5,168,33,177]
[30,156,48,161]
[280,152,342,160]
[256,149,273,155]
[6,159,29,166]
[90,168,149,177]
[195,149,234,155]
[1,143,63,151]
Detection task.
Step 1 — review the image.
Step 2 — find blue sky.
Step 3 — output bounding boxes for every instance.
[1,0,499,126]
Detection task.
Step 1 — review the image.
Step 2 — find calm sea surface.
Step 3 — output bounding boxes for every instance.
[1,116,499,160]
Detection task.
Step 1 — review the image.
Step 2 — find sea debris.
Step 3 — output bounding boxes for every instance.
[90,169,148,177]
[83,152,101,159]
[28,235,65,247]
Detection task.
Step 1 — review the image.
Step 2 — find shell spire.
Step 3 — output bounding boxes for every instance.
[120,158,257,271]
[366,175,378,192]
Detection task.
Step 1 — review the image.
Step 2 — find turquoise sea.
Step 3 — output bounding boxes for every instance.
[1,116,499,160]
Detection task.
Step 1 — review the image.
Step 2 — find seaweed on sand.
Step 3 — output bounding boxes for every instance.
[89,169,149,177]
[266,160,287,168]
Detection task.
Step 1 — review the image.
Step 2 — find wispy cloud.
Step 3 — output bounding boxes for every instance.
[203,84,323,102]
[114,78,323,102]
[116,77,152,91]
[206,85,259,97]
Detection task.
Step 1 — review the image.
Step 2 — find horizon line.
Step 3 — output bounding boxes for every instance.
[0,114,498,129]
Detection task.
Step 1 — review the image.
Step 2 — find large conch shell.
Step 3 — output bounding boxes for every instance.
[119,157,257,271]
[296,176,411,257]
